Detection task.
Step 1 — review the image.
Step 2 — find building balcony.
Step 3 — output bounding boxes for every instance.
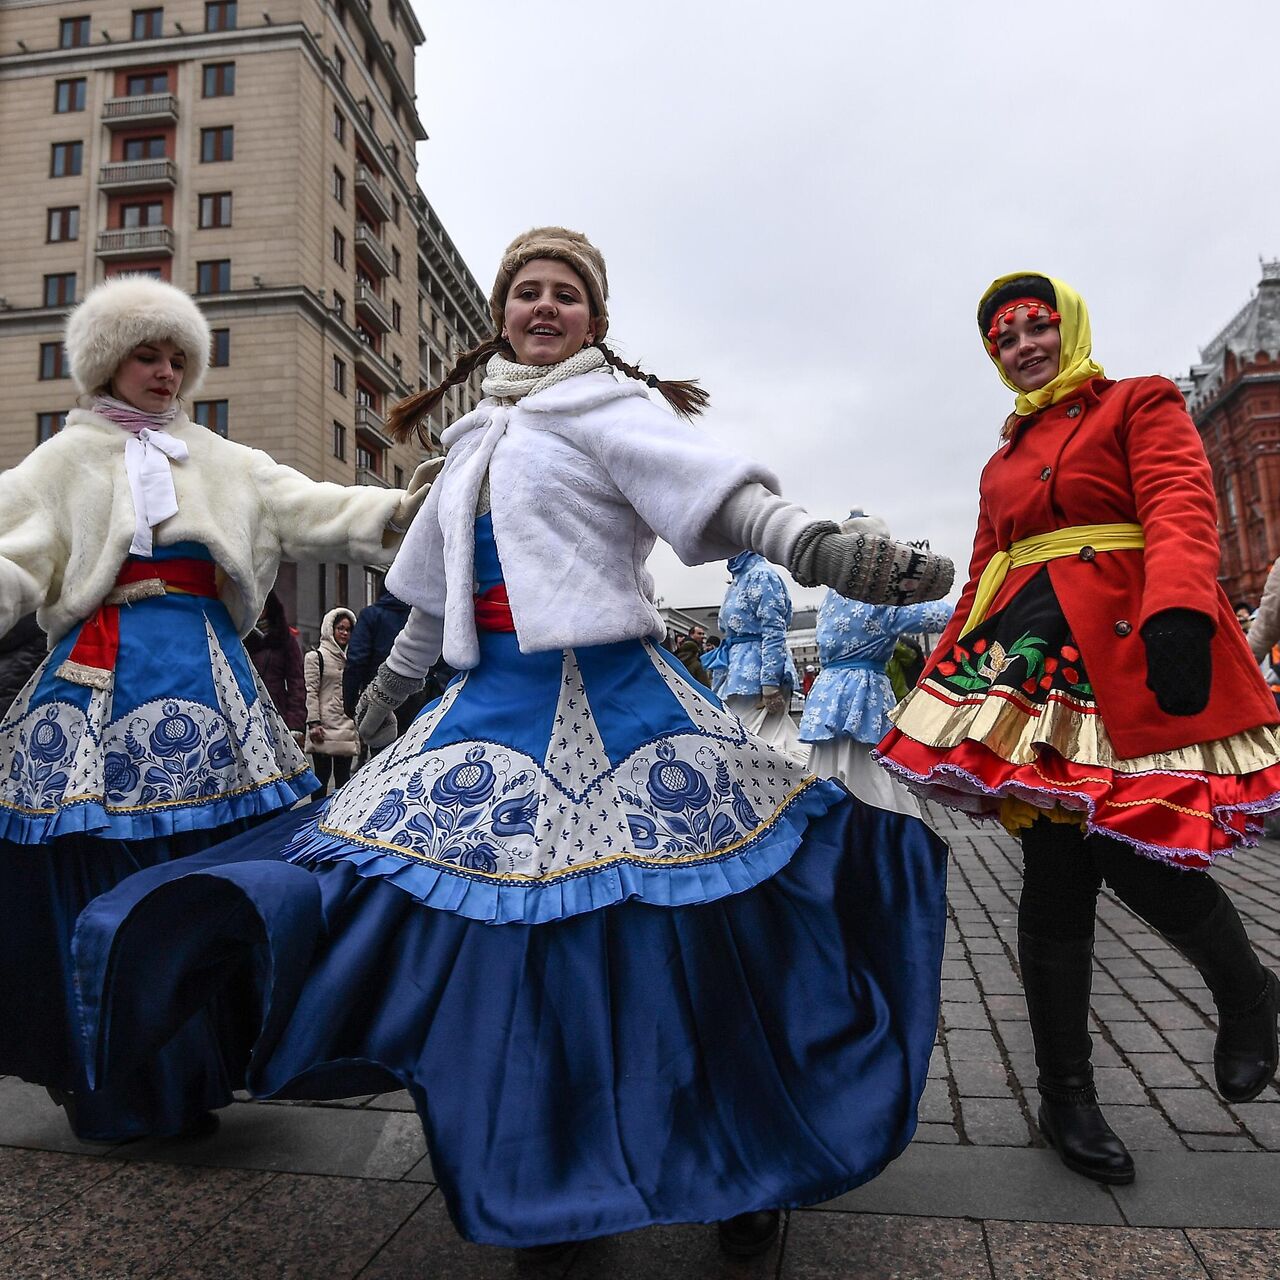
[354,163,393,222]
[103,93,179,129]
[354,281,391,334]
[96,225,175,258]
[355,404,393,448]
[355,465,391,488]
[98,158,177,191]
[353,337,403,395]
[355,223,393,278]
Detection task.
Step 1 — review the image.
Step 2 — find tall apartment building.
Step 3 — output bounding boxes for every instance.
[0,0,488,637]
[1180,261,1280,605]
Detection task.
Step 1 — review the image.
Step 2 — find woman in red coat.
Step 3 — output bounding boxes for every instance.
[877,272,1280,1185]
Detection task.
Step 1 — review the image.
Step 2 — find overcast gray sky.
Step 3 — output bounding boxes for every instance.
[412,1,1280,611]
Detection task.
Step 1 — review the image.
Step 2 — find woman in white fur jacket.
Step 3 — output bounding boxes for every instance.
[0,274,430,1144]
[77,231,954,1260]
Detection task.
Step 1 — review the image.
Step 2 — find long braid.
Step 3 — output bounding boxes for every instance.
[387,334,506,445]
[597,343,709,420]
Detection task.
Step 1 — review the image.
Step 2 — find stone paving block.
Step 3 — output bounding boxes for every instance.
[165,1170,429,1279]
[367,1090,418,1111]
[1092,973,1122,995]
[995,1020,1034,1055]
[1092,993,1145,1021]
[1154,1091,1239,1136]
[959,1097,1032,1146]
[1146,1001,1212,1033]
[983,994,1029,1020]
[1161,1029,1216,1064]
[912,1123,960,1144]
[940,959,971,980]
[1229,1103,1280,1151]
[1184,1135,1259,1152]
[939,1001,993,1031]
[781,1211,991,1279]
[1106,1105,1184,1151]
[1128,1053,1202,1089]
[401,1150,436,1183]
[1093,940,1132,959]
[1107,1021,1173,1053]
[951,1060,1013,1099]
[1126,977,1184,1003]
[1093,1068,1149,1106]
[983,1221,1208,1279]
[976,969,1024,996]
[944,1028,1001,1061]
[1089,1036,1125,1068]
[113,1099,427,1179]
[939,978,980,1003]
[1114,1152,1280,1227]
[1186,1228,1280,1278]
[824,1146,1124,1224]
[0,1161,269,1279]
[927,1046,948,1078]
[966,937,1006,955]
[0,1148,117,1239]
[918,1079,954,1124]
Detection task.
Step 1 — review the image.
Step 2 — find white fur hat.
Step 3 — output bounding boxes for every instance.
[64,275,212,398]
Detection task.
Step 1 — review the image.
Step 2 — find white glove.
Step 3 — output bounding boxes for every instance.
[389,456,446,532]
[355,661,424,751]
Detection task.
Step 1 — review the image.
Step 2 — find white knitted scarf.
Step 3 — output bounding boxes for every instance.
[481,346,606,403]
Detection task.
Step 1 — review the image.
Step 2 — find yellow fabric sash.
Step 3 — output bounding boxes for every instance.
[961,522,1144,636]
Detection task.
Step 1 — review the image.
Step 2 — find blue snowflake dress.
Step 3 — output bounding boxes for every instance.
[76,516,950,1245]
[0,541,316,1139]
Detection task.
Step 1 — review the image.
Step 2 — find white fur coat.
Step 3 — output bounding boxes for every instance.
[0,409,406,645]
[385,371,778,671]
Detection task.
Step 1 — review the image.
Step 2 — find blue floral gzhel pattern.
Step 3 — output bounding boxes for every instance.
[717,552,798,697]
[798,592,953,745]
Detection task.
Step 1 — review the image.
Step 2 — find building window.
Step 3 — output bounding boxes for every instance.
[43,273,77,307]
[39,343,68,380]
[50,142,83,178]
[54,78,86,113]
[126,70,168,95]
[332,421,347,460]
[205,0,237,32]
[194,400,229,436]
[200,126,234,163]
[391,194,400,226]
[131,8,163,39]
[393,465,404,487]
[336,563,349,607]
[333,50,346,82]
[202,62,235,97]
[333,228,346,268]
[332,355,346,394]
[333,167,345,205]
[391,247,401,279]
[47,206,80,242]
[387,142,399,172]
[333,107,346,145]
[198,192,233,228]
[332,290,346,321]
[37,411,68,443]
[196,259,230,294]
[392,353,402,376]
[355,442,376,472]
[211,328,230,366]
[59,16,91,48]
[391,300,401,333]
[123,136,166,160]
[121,200,164,227]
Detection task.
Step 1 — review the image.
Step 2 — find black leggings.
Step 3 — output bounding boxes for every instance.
[1019,818,1220,942]
[310,752,353,796]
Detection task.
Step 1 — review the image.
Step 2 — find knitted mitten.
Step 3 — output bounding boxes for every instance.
[1141,608,1214,716]
[789,521,954,605]
[355,661,425,750]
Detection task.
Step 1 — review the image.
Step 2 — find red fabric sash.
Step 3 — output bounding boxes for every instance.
[67,558,218,676]
[474,583,516,633]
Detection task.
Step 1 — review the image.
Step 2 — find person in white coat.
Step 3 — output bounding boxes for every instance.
[305,607,360,794]
[0,274,431,1142]
[75,231,955,1261]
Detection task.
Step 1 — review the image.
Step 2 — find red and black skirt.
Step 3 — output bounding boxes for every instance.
[875,567,1280,868]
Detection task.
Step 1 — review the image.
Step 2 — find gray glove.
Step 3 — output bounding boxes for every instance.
[354,661,425,751]
[789,522,954,605]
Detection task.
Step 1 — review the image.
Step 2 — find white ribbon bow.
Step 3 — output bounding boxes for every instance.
[124,427,190,556]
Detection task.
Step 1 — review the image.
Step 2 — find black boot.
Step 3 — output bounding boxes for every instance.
[717,1210,780,1258]
[1019,931,1135,1185]
[1164,891,1279,1104]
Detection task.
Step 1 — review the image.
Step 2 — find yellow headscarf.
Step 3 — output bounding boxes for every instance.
[979,272,1105,417]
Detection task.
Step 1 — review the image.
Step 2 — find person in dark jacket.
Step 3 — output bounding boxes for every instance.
[0,614,46,719]
[244,590,306,743]
[343,590,439,741]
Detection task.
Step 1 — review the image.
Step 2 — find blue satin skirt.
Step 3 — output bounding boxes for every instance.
[75,790,948,1243]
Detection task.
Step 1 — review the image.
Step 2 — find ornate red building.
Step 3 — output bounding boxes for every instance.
[1181,261,1280,605]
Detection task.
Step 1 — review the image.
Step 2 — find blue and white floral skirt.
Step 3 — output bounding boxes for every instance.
[0,542,317,1139]
[76,613,950,1242]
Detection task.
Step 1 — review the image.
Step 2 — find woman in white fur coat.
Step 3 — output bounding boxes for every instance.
[0,274,429,1143]
[76,231,954,1260]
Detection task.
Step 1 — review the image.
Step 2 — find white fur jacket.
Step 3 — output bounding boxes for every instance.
[0,408,408,646]
[385,372,785,671]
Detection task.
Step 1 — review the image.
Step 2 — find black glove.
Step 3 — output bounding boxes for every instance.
[1140,608,1214,717]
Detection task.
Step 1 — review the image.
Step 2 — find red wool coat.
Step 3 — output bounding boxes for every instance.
[925,375,1278,759]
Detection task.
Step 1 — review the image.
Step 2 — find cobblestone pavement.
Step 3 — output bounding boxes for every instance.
[0,806,1278,1277]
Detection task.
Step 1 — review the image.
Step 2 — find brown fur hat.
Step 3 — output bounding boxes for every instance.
[488,227,609,339]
